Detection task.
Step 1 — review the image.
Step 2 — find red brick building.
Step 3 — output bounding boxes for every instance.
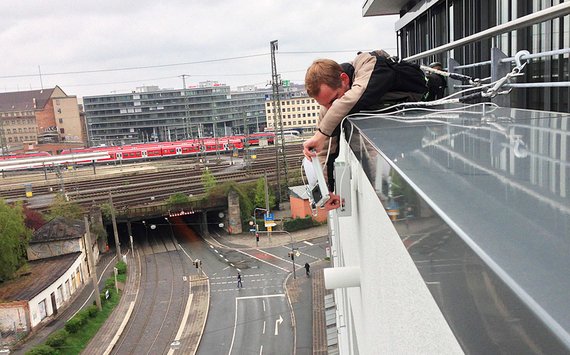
[288,185,328,223]
[0,86,84,154]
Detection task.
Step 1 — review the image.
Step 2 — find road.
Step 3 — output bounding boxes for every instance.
[194,229,326,355]
[111,221,191,355]
[103,217,326,355]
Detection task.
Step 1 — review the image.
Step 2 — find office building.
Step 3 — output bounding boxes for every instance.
[83,82,269,146]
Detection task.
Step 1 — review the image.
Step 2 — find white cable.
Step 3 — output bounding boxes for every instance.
[336,118,355,210]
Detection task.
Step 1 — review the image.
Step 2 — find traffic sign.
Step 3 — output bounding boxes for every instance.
[264,213,274,221]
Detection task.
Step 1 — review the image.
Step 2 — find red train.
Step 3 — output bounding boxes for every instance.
[59,133,275,163]
[0,133,277,171]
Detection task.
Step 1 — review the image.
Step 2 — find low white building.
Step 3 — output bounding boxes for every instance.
[0,218,98,346]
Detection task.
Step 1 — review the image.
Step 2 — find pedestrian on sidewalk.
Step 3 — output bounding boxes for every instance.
[237,273,243,288]
[305,262,311,277]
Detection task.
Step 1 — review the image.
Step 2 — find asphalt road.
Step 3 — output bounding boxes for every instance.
[195,230,327,355]
[112,222,191,355]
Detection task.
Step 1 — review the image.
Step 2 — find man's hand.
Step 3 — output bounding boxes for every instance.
[322,193,341,211]
[303,130,328,160]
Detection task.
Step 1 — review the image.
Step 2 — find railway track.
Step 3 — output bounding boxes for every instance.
[1,143,305,210]
[112,225,190,355]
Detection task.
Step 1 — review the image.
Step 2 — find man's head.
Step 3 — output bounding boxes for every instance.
[305,59,350,109]
[429,62,443,71]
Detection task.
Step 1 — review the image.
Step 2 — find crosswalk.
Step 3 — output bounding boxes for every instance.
[209,273,286,293]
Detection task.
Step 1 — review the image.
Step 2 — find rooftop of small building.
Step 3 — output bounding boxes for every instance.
[289,185,310,200]
[0,252,82,302]
[31,217,85,244]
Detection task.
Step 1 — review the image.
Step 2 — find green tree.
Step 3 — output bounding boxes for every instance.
[166,193,190,207]
[0,200,32,281]
[100,203,113,221]
[254,177,275,210]
[90,222,107,241]
[46,193,84,220]
[201,169,217,194]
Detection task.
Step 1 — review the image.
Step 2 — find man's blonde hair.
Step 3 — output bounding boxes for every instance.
[305,59,343,97]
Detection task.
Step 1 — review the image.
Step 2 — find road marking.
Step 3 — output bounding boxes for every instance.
[235,249,289,272]
[406,233,431,250]
[303,241,314,246]
[280,245,319,260]
[236,294,285,300]
[229,297,239,355]
[178,243,194,262]
[274,315,283,335]
[259,345,263,355]
[263,300,266,312]
[262,321,266,334]
[230,295,286,354]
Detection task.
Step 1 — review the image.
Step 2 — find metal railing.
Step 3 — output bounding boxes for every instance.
[403,3,570,107]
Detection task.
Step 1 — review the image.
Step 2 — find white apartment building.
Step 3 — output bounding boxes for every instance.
[265,96,319,134]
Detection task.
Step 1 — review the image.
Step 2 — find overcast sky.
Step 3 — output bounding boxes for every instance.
[0,1,398,99]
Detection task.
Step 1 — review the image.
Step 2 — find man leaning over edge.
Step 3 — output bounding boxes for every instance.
[302,50,426,211]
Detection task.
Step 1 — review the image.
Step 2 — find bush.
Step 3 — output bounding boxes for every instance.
[64,310,88,334]
[26,344,58,355]
[105,278,115,289]
[283,216,318,232]
[86,304,99,318]
[75,310,90,324]
[45,329,68,348]
[115,260,127,275]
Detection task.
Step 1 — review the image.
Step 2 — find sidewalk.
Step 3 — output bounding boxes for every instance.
[211,224,329,249]
[82,250,141,355]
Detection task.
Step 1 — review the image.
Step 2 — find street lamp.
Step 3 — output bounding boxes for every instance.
[165,217,175,240]
[252,207,267,246]
[249,220,259,247]
[142,220,148,242]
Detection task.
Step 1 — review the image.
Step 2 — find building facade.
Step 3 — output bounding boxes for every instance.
[0,86,83,154]
[265,84,319,133]
[363,0,570,112]
[83,82,270,146]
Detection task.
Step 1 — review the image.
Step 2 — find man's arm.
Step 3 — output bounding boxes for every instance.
[303,130,328,159]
